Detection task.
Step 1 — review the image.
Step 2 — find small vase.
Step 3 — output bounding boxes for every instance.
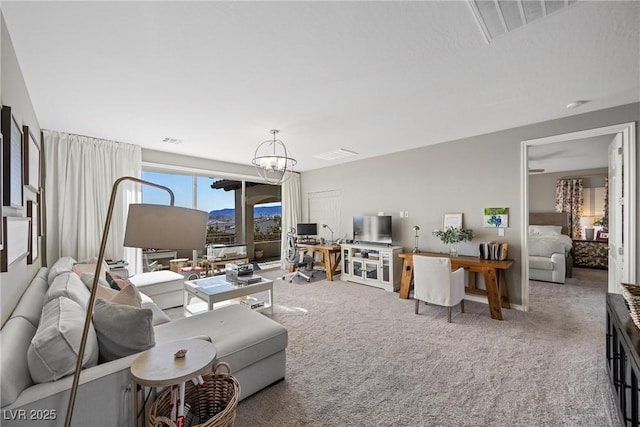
[449,245,458,257]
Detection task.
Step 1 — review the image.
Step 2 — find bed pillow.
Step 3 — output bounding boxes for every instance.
[92,298,155,362]
[529,225,562,236]
[27,297,99,383]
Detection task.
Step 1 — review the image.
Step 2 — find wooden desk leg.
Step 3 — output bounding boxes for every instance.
[483,268,503,320]
[324,249,334,281]
[399,258,414,299]
[499,270,511,309]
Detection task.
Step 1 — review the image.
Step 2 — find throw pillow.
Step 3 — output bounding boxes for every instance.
[105,271,119,290]
[529,225,562,236]
[92,298,155,362]
[72,262,108,284]
[27,297,99,383]
[47,257,77,286]
[79,272,112,292]
[45,272,91,309]
[111,283,142,308]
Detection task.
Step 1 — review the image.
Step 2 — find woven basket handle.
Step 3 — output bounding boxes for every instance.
[213,361,233,375]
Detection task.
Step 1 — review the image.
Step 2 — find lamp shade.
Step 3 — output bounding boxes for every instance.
[124,204,208,250]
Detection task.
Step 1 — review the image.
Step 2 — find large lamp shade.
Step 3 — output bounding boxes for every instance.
[124,204,208,250]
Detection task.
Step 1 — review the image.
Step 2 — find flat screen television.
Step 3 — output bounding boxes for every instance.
[353,215,392,244]
[297,223,318,236]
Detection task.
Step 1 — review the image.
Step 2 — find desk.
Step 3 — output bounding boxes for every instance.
[398,252,514,320]
[296,243,342,281]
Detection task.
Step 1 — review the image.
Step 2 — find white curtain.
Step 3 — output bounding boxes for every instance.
[43,130,142,271]
[280,173,301,268]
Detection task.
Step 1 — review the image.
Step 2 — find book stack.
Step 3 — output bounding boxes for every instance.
[479,242,508,261]
[241,297,265,309]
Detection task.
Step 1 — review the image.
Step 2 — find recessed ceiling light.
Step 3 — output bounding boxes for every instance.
[566,100,589,109]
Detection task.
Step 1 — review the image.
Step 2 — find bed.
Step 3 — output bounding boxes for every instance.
[528,212,574,284]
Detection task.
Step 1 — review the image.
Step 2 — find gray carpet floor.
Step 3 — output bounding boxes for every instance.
[173,267,621,426]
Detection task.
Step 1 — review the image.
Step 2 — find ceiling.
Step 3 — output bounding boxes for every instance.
[528,134,613,175]
[2,1,639,172]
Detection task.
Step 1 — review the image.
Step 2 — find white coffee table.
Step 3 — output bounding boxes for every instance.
[183,275,274,317]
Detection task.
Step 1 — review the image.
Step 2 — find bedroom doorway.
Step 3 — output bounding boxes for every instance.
[521,122,636,311]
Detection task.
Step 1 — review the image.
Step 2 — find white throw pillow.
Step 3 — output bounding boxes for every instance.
[45,272,91,309]
[27,297,99,383]
[46,257,77,286]
[529,225,562,236]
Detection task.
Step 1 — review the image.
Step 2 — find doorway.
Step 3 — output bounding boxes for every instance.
[520,122,637,311]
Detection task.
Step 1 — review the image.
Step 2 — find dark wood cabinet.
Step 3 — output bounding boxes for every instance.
[574,239,608,269]
[606,293,640,426]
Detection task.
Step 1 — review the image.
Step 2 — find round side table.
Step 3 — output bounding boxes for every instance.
[130,339,217,426]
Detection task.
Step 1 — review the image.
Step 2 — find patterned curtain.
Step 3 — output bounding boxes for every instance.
[603,177,609,229]
[554,178,584,238]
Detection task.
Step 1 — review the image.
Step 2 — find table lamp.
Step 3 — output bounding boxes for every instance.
[322,224,334,243]
[65,176,208,426]
[412,225,420,253]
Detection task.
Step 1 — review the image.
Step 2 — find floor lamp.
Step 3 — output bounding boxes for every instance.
[65,176,208,427]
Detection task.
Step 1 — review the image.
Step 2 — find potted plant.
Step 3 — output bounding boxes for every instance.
[593,216,608,230]
[432,227,474,257]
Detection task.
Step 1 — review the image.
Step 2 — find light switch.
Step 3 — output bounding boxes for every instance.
[498,228,505,237]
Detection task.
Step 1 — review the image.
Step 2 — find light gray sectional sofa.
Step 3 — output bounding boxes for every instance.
[1,259,288,426]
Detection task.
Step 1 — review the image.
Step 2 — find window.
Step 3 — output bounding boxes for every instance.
[140,170,282,271]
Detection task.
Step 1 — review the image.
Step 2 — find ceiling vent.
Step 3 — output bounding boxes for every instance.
[313,148,359,161]
[162,137,183,145]
[467,0,579,43]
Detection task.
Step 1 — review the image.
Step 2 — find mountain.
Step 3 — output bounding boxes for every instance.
[208,205,281,220]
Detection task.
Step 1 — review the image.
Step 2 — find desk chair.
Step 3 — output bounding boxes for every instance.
[413,255,465,323]
[282,228,315,283]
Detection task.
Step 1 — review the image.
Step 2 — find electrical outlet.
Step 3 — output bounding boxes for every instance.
[498,228,505,237]
[404,211,409,218]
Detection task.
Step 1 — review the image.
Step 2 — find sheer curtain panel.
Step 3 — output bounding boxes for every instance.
[280,173,301,268]
[43,131,142,271]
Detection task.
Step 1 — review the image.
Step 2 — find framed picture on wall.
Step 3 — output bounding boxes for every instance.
[0,133,3,250]
[27,200,38,264]
[1,105,24,209]
[443,213,463,230]
[23,126,40,192]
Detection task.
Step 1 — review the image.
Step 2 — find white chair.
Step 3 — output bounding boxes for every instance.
[413,255,465,323]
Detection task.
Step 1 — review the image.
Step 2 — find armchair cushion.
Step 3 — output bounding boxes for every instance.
[413,256,465,307]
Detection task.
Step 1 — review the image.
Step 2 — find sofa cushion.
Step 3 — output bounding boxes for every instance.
[154,304,288,374]
[1,317,37,406]
[27,296,99,383]
[47,256,77,285]
[45,272,92,309]
[92,298,155,362]
[9,267,49,327]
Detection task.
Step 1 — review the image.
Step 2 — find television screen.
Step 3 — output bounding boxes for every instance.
[353,215,392,244]
[297,223,318,236]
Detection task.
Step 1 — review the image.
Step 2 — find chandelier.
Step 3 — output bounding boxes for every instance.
[251,129,297,185]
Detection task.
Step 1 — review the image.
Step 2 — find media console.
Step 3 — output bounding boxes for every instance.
[340,243,403,292]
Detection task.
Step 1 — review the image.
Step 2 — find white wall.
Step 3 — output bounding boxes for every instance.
[301,103,639,306]
[1,14,42,326]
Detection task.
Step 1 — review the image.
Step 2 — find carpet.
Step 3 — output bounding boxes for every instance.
[228,267,619,427]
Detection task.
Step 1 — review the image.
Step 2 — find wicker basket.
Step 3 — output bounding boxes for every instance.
[148,362,239,427]
[620,283,640,329]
